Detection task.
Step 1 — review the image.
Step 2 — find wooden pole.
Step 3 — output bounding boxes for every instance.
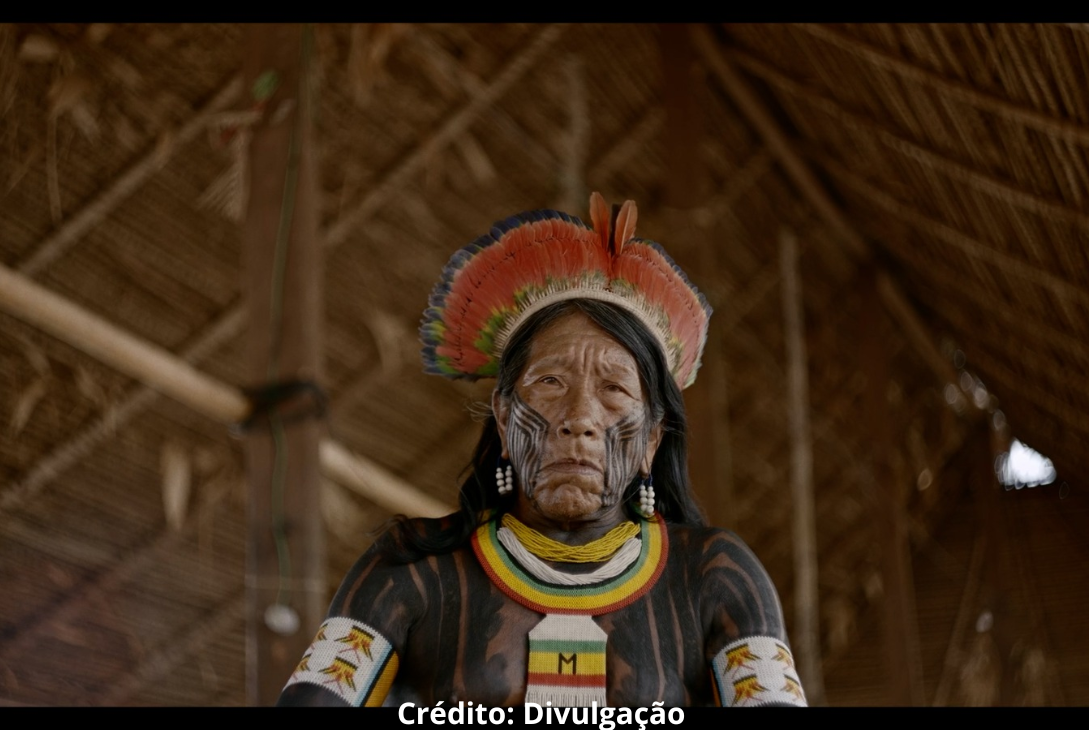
[691,25,965,398]
[0,260,454,520]
[2,25,565,519]
[859,266,925,705]
[0,263,248,422]
[778,228,825,704]
[238,23,326,705]
[658,23,732,528]
[971,423,1025,704]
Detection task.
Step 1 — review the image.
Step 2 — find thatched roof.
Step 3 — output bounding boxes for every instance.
[1,23,1086,706]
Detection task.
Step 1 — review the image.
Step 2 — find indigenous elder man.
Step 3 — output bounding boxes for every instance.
[277,193,807,708]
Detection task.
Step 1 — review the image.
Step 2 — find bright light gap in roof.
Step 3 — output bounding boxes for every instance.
[995,438,1057,490]
[941,344,1059,492]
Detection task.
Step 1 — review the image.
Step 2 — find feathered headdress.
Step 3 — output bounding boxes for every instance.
[419,192,712,389]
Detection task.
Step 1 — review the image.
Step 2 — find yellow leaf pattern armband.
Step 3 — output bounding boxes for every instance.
[710,635,807,707]
[283,617,399,706]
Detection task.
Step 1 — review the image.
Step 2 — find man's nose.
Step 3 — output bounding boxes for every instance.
[558,388,598,438]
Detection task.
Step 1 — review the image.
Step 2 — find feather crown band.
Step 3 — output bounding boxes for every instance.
[419,192,712,389]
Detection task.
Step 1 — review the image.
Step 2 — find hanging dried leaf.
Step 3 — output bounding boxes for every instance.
[1,663,20,691]
[46,562,73,588]
[1019,646,1049,705]
[74,366,108,408]
[47,73,94,118]
[85,23,113,45]
[10,377,48,436]
[17,336,51,375]
[145,28,171,50]
[321,478,366,543]
[6,142,41,194]
[361,309,410,379]
[268,97,296,127]
[826,595,856,651]
[18,35,59,63]
[958,632,1000,706]
[864,571,883,601]
[161,440,192,532]
[154,90,189,123]
[107,57,143,91]
[401,196,441,237]
[412,35,463,101]
[52,623,89,648]
[1,29,18,113]
[197,133,248,222]
[114,112,139,151]
[347,23,409,104]
[153,128,175,168]
[198,654,219,689]
[46,115,61,223]
[68,103,100,141]
[198,471,231,513]
[455,132,496,185]
[192,446,223,476]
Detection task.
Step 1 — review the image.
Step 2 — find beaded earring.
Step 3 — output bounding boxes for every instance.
[638,474,655,518]
[496,458,514,496]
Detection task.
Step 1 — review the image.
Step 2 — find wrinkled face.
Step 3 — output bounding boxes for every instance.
[494,311,663,525]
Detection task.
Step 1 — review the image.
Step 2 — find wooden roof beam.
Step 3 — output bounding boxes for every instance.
[730,46,1089,230]
[98,592,246,706]
[2,26,562,516]
[410,32,556,175]
[694,25,964,397]
[815,151,1089,306]
[780,228,826,704]
[694,26,938,704]
[795,24,1089,146]
[0,260,454,519]
[0,488,225,665]
[323,24,562,251]
[593,107,664,183]
[16,74,244,277]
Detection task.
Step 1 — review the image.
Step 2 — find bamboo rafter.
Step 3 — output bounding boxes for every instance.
[729,47,1089,230]
[1,25,563,517]
[795,24,1089,146]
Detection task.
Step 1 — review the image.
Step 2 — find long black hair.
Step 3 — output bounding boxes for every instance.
[380,299,707,563]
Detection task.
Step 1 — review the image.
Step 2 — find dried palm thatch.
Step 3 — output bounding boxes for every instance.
[0,22,1086,707]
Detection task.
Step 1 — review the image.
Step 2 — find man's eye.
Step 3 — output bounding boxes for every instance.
[539,376,560,385]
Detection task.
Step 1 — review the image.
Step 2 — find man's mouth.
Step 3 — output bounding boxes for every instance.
[542,459,602,476]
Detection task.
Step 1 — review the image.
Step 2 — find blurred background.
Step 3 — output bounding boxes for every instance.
[0,23,1086,706]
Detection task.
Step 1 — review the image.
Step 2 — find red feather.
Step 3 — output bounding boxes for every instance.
[589,191,611,252]
[613,199,637,253]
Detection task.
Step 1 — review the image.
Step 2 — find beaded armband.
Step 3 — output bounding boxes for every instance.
[283,617,399,707]
[710,635,807,707]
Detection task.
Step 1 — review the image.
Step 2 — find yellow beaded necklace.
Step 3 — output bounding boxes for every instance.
[500,513,640,563]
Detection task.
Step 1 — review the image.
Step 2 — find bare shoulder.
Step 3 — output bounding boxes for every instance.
[665,523,770,573]
[275,517,451,708]
[326,516,450,624]
[666,523,789,651]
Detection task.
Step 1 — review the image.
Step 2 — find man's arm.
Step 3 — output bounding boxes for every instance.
[276,534,425,707]
[699,529,807,707]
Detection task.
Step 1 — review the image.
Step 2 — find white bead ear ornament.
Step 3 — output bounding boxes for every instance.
[638,474,655,518]
[496,459,514,495]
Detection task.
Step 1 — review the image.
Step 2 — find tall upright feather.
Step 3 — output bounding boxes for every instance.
[613,200,637,253]
[419,193,712,389]
[589,191,611,252]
